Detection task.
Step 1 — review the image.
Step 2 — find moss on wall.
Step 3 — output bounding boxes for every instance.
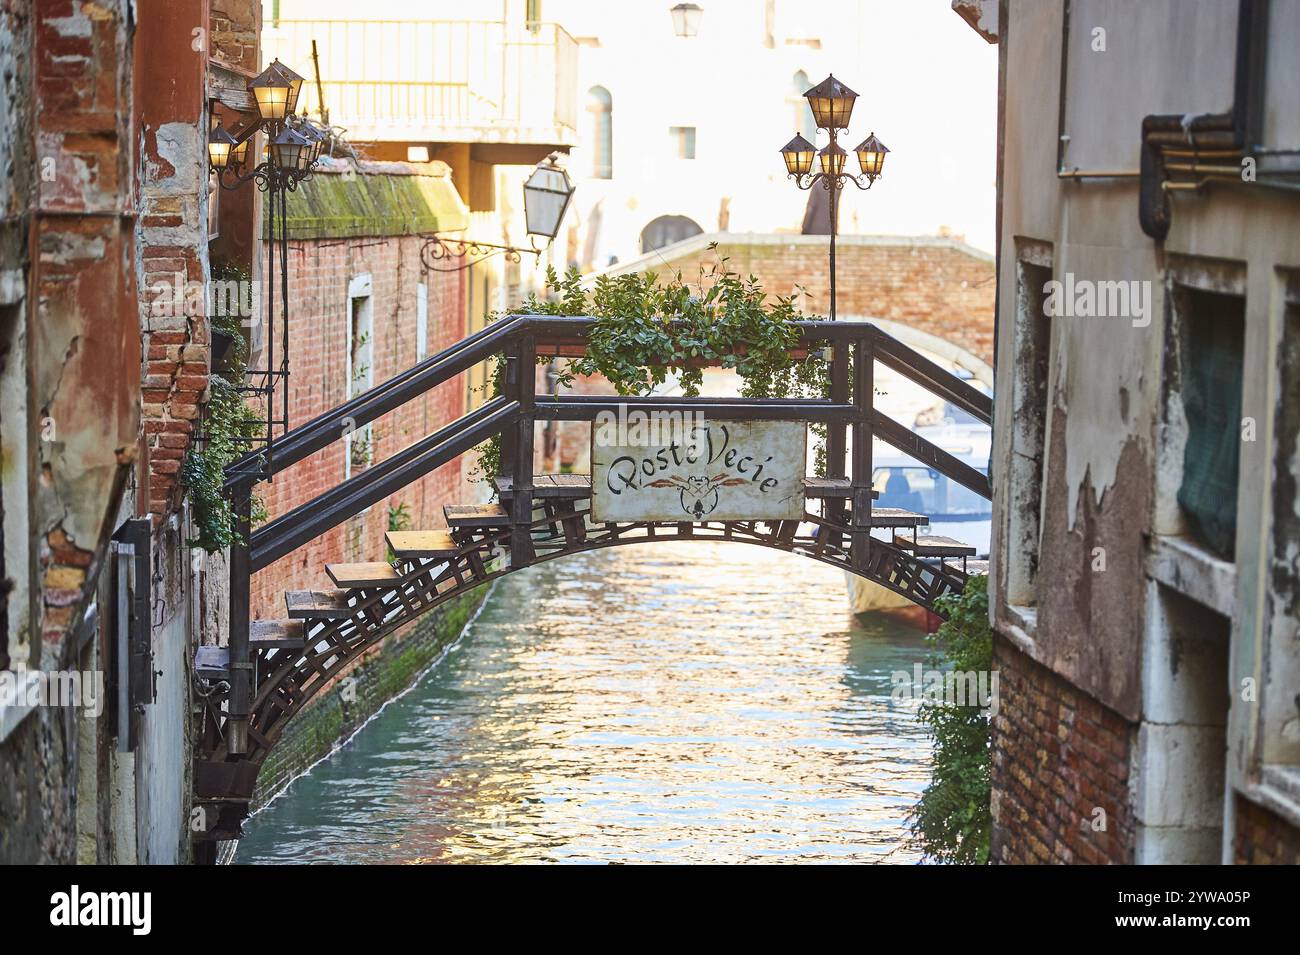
[251,586,488,809]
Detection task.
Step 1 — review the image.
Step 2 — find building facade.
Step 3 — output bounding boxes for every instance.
[975,0,1300,863]
[0,0,262,863]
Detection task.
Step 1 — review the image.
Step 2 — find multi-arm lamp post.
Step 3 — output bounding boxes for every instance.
[780,74,888,542]
[208,58,328,473]
[780,74,889,321]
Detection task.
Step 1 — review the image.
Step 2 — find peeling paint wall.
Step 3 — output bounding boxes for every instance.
[989,0,1300,863]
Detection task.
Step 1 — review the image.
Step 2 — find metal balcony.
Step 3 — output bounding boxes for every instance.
[262,19,578,149]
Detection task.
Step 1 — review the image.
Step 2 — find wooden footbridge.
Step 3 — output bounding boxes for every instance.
[190,315,992,851]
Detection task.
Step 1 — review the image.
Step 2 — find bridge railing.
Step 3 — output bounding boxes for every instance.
[218,315,991,754]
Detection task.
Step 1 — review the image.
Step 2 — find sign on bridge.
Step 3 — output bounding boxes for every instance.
[591,419,806,523]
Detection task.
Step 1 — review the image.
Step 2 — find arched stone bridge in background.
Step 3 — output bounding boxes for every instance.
[190,314,993,855]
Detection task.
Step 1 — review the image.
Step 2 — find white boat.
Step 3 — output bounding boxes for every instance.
[847,406,992,616]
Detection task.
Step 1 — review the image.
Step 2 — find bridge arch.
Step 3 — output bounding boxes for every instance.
[193,314,994,848]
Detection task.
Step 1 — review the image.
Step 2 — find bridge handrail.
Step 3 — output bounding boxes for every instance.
[223,313,529,490]
[224,314,990,489]
[250,395,520,571]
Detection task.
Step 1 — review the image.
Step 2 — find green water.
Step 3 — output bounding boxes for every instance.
[235,541,932,864]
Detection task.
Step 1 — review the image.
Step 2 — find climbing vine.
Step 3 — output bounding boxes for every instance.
[909,574,993,864]
[181,265,267,553]
[473,251,835,486]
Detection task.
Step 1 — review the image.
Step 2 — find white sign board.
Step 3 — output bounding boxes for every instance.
[591,420,806,523]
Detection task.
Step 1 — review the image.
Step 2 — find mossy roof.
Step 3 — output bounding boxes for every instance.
[272,167,470,241]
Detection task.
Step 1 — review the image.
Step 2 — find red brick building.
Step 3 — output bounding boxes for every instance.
[249,160,473,617]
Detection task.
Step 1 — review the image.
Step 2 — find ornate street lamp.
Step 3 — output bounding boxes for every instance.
[779,72,888,321]
[422,153,576,272]
[670,3,704,37]
[208,61,330,481]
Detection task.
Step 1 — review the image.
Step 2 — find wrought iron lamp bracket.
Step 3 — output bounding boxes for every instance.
[420,234,550,273]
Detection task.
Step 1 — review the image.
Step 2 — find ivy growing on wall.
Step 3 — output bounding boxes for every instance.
[181,262,267,553]
[909,573,993,864]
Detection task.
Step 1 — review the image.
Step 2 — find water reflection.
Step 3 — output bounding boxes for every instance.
[236,541,931,864]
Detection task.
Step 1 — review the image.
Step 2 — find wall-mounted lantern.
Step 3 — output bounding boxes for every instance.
[670,3,704,37]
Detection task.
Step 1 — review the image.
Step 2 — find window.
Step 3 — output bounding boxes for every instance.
[639,215,702,254]
[790,70,817,142]
[587,86,612,179]
[346,274,374,477]
[1005,240,1054,605]
[1172,286,1245,559]
[669,126,696,160]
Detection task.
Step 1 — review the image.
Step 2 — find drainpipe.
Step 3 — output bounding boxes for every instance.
[1138,0,1268,239]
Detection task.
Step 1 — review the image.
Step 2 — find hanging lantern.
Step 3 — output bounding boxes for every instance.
[523,154,576,239]
[208,123,237,171]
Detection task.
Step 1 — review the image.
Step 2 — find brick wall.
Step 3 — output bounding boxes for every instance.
[629,235,996,366]
[990,634,1136,864]
[250,234,467,617]
[1233,796,1300,864]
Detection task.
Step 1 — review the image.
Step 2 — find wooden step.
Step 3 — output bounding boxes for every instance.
[385,529,459,559]
[803,477,879,500]
[495,474,592,499]
[250,619,306,649]
[946,558,990,576]
[326,561,401,588]
[862,507,928,528]
[285,589,351,620]
[893,533,977,558]
[443,503,509,528]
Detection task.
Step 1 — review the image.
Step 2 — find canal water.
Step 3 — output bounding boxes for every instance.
[235,541,932,864]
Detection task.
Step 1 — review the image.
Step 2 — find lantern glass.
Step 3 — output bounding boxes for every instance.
[272,60,305,116]
[270,126,310,171]
[208,125,236,170]
[803,74,857,131]
[230,136,250,169]
[779,134,816,177]
[817,143,846,177]
[670,3,703,36]
[249,61,293,122]
[523,156,575,239]
[854,133,889,179]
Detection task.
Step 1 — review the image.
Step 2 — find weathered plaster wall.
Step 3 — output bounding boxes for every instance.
[990,0,1300,863]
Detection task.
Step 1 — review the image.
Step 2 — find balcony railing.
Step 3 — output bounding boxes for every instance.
[262,19,577,146]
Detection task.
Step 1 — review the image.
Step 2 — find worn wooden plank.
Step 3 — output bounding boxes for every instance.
[250,619,306,649]
[386,529,460,558]
[443,503,509,527]
[495,474,591,499]
[284,590,351,620]
[326,561,401,588]
[803,477,879,500]
[863,507,928,528]
[894,533,976,558]
[947,558,990,576]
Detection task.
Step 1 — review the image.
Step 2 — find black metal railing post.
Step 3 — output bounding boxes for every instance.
[510,334,536,567]
[851,330,875,573]
[825,339,850,550]
[227,478,253,755]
